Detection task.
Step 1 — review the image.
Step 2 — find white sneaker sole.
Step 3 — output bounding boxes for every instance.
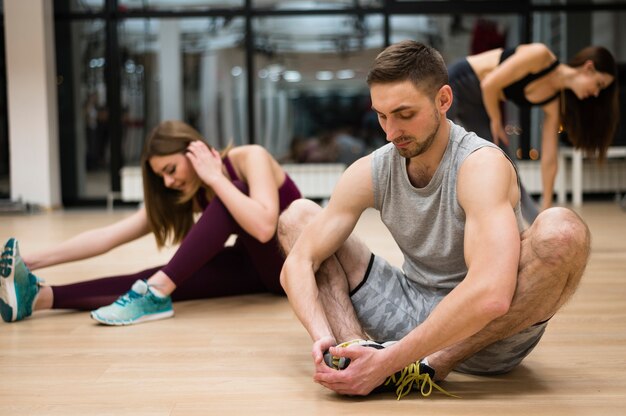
[90,309,174,326]
[0,240,18,322]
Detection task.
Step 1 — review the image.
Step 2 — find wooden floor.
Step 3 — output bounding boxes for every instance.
[1,202,625,415]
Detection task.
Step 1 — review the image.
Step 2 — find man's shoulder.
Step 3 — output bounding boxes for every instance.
[369,142,393,164]
[459,146,517,190]
[449,121,498,153]
[372,142,395,155]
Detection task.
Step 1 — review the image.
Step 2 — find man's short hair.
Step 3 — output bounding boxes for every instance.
[367,40,448,99]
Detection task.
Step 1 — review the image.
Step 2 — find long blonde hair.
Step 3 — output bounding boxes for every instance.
[141,120,229,248]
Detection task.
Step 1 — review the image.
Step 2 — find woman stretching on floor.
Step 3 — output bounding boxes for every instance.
[0,120,301,325]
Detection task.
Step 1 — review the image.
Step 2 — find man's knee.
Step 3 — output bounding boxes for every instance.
[530,207,591,265]
[277,199,322,247]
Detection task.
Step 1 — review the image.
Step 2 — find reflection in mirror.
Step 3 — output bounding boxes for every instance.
[67,20,110,199]
[253,12,385,164]
[418,13,523,160]
[118,0,245,10]
[62,0,104,13]
[117,17,246,163]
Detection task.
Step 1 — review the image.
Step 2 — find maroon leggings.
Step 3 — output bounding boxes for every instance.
[52,179,301,310]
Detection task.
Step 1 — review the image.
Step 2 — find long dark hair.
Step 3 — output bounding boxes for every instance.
[561,46,619,161]
[141,120,220,248]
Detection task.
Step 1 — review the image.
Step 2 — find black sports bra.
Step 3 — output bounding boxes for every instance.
[500,47,560,107]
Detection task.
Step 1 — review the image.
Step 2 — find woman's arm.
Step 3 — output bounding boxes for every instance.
[480,43,555,146]
[186,143,281,242]
[539,100,561,211]
[22,208,151,271]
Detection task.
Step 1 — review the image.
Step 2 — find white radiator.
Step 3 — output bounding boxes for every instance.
[518,147,626,201]
[120,166,144,202]
[121,155,626,204]
[281,163,345,200]
[120,163,346,202]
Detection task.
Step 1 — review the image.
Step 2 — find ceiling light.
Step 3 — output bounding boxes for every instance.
[336,69,355,80]
[316,71,334,81]
[283,71,302,82]
[231,66,243,77]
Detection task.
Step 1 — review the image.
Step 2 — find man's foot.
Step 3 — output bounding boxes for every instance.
[0,238,41,322]
[323,339,456,399]
[373,358,457,399]
[91,280,174,326]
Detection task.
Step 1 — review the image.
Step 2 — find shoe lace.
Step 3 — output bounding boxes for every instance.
[114,290,142,306]
[0,244,14,276]
[384,362,459,400]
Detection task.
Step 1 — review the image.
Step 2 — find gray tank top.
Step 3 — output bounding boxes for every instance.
[371,121,524,289]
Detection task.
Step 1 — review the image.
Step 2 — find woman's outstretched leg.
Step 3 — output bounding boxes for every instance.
[4,241,270,322]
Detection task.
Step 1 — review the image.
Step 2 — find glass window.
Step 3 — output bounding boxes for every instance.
[532,0,626,4]
[117,17,246,164]
[55,19,110,200]
[395,0,518,2]
[118,0,244,11]
[51,0,626,205]
[394,14,525,159]
[532,10,626,148]
[252,0,383,8]
[253,14,385,164]
[57,0,104,13]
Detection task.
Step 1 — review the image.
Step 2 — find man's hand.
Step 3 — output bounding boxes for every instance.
[314,344,390,396]
[312,335,337,369]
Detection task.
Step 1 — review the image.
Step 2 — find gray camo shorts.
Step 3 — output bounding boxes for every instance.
[350,254,548,375]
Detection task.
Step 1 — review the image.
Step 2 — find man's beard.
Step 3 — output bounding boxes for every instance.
[395,111,440,159]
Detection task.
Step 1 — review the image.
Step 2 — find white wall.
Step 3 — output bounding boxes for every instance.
[4,0,60,208]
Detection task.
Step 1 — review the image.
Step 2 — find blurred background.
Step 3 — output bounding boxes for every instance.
[1,0,625,207]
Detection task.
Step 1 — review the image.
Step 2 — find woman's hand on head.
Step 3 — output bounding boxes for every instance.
[185,141,224,186]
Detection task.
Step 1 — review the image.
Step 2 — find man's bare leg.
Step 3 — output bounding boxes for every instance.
[277,199,372,342]
[426,207,591,380]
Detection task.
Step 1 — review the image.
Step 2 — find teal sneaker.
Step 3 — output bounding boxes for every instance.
[0,238,41,322]
[90,279,173,325]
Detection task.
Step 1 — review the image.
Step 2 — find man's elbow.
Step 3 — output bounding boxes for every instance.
[280,253,316,294]
[480,295,511,321]
[279,268,290,292]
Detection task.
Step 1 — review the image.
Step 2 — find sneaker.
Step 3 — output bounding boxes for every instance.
[90,279,174,325]
[323,339,457,399]
[0,238,41,322]
[375,359,458,399]
[323,339,385,370]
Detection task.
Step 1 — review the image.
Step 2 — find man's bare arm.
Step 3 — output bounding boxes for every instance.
[280,156,374,343]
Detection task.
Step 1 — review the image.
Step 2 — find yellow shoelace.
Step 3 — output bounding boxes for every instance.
[329,340,459,399]
[383,362,460,400]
